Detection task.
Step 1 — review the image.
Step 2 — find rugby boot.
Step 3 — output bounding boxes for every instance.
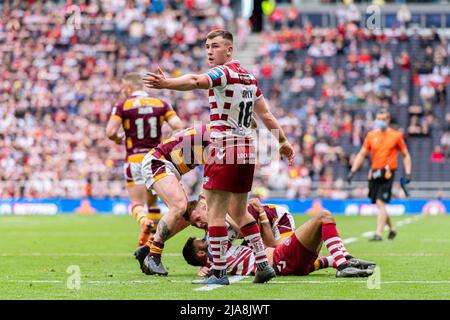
[134,245,150,273]
[253,264,276,283]
[192,275,230,285]
[336,264,373,278]
[143,254,168,276]
[388,230,397,240]
[346,256,376,270]
[369,234,383,241]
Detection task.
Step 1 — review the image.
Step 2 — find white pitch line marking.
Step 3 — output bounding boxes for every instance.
[359,216,422,239]
[188,216,425,291]
[342,237,358,244]
[366,253,447,256]
[361,231,375,238]
[268,280,450,285]
[193,276,248,291]
[0,253,182,257]
[8,279,450,285]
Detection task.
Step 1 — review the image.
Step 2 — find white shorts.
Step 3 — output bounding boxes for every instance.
[124,162,145,186]
[141,153,181,191]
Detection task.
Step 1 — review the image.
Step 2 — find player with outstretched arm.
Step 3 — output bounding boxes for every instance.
[143,30,295,284]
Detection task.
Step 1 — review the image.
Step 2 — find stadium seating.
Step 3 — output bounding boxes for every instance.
[0,1,449,199]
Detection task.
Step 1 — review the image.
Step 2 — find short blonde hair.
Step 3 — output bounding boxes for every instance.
[206,29,233,44]
[122,72,143,89]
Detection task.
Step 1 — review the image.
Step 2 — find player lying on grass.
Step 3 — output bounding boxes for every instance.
[134,192,295,273]
[183,195,374,277]
[183,210,376,279]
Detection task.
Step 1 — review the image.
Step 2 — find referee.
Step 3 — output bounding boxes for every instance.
[347,109,412,241]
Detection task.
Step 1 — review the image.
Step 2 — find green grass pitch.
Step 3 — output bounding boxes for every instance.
[0,214,449,300]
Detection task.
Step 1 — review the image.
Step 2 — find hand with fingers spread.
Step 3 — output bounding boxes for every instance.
[142,66,167,89]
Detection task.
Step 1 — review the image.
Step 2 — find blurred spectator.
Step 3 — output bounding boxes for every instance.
[430,145,445,163]
[287,167,312,199]
[441,131,450,161]
[236,15,251,50]
[330,179,348,200]
[396,51,411,71]
[420,83,435,111]
[396,5,411,29]
[2,2,450,200]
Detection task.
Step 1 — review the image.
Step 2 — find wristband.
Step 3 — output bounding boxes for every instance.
[260,220,270,224]
[279,137,287,146]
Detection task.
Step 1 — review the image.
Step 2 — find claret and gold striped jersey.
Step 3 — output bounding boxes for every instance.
[110,91,176,163]
[149,124,210,176]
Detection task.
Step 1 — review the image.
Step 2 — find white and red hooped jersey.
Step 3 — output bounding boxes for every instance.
[206,245,257,276]
[226,245,257,276]
[205,60,263,140]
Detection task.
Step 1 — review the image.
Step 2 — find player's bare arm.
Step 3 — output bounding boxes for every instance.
[401,148,412,177]
[167,115,184,132]
[347,147,369,183]
[253,96,295,165]
[248,199,276,247]
[105,117,124,145]
[143,67,210,91]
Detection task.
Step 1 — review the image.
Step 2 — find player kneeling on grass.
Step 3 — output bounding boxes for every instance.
[183,210,376,279]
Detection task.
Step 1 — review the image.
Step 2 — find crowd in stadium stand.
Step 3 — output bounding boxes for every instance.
[0,1,449,199]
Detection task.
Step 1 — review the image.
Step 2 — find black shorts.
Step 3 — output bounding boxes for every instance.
[368,172,395,204]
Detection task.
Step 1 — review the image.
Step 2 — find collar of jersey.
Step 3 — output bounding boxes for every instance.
[224,59,240,66]
[131,90,148,97]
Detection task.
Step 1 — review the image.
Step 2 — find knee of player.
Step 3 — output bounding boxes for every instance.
[318,210,334,223]
[169,197,188,215]
[130,202,144,210]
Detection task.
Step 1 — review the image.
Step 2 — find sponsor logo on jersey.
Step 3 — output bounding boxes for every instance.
[284,237,292,246]
[238,74,253,85]
[216,147,226,160]
[207,67,224,81]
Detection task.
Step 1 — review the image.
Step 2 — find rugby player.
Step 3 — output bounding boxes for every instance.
[184,195,295,248]
[143,29,295,285]
[106,73,183,246]
[136,124,210,275]
[183,210,376,278]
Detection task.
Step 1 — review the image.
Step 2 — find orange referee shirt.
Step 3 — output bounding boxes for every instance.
[363,128,407,170]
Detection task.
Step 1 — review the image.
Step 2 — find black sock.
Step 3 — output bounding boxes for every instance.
[256,261,268,271]
[213,269,226,278]
[337,263,350,271]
